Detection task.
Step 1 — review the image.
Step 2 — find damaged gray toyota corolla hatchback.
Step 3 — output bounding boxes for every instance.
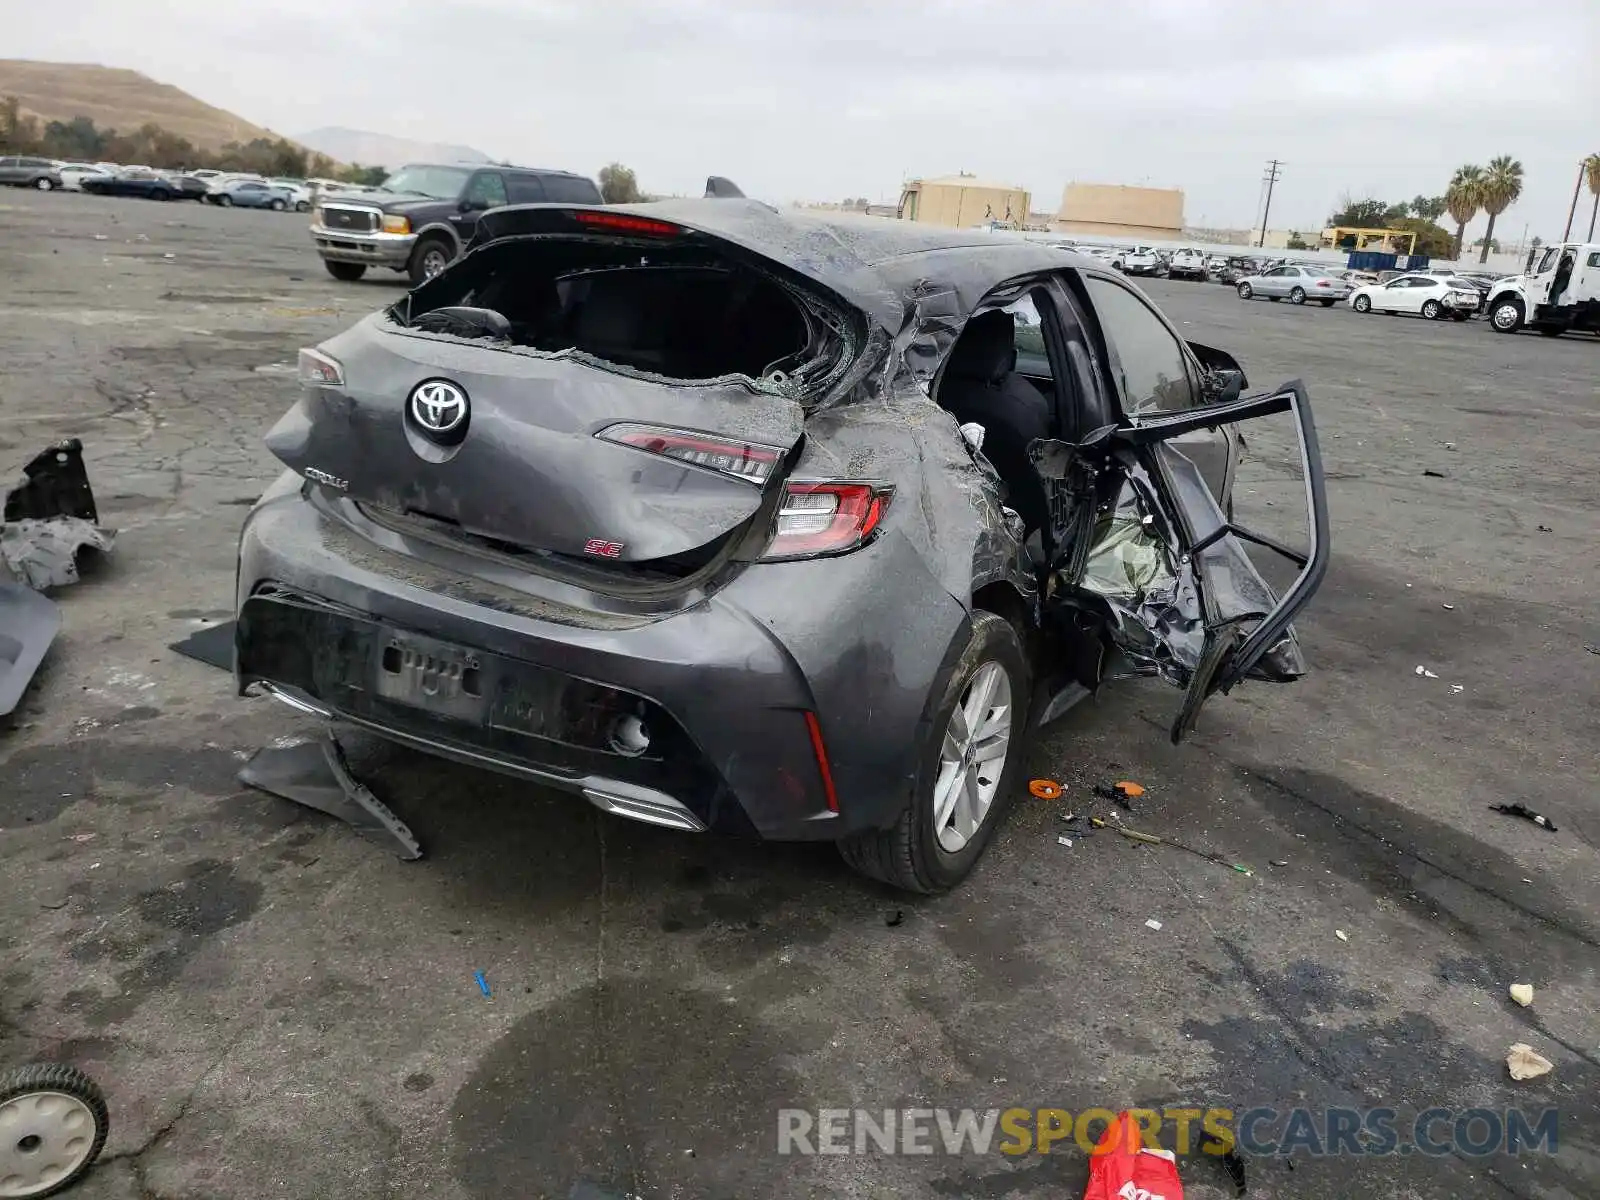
[236,197,1329,892]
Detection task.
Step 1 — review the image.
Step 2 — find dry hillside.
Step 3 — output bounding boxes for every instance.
[0,60,288,151]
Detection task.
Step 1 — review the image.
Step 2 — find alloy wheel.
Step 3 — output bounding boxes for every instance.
[422,248,449,279]
[932,662,1013,854]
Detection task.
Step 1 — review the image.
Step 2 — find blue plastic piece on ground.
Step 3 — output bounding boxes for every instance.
[475,970,490,997]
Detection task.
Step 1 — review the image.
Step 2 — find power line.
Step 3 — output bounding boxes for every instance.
[1258,159,1283,248]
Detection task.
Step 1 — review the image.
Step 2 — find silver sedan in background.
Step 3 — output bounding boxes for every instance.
[1236,264,1353,307]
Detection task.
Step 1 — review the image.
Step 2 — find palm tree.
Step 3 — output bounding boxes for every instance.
[1586,153,1600,241]
[1476,155,1524,263]
[1445,165,1483,260]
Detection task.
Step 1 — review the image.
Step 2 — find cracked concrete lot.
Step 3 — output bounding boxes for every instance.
[1,190,1597,1199]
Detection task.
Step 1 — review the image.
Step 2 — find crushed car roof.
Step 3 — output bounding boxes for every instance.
[474,199,1097,332]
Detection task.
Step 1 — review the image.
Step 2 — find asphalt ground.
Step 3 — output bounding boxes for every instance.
[1,189,1597,1199]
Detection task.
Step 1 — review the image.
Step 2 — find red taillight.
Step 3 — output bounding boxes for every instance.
[1315,280,1331,287]
[571,209,683,237]
[595,422,783,483]
[803,711,839,812]
[762,481,891,560]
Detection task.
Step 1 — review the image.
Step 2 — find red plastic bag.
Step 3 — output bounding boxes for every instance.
[1083,1111,1184,1200]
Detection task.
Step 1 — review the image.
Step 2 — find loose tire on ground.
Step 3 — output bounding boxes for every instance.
[838,610,1031,893]
[0,1062,110,1198]
[325,260,366,282]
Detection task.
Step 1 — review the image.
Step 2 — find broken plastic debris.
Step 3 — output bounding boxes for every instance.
[1057,835,1073,848]
[1536,524,1552,533]
[1423,469,1446,478]
[1509,983,1533,1007]
[1490,803,1557,833]
[238,733,422,859]
[1414,665,1439,678]
[1450,684,1464,694]
[1335,929,1349,942]
[1506,1043,1552,1081]
[1028,778,1063,800]
[475,970,491,998]
[1144,918,1163,931]
[1442,603,1455,610]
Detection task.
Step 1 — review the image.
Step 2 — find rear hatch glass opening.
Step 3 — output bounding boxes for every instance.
[390,234,861,401]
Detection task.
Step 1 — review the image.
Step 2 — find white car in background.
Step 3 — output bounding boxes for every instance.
[1121,246,1162,276]
[268,178,313,212]
[1349,274,1481,321]
[1167,248,1208,281]
[56,162,114,191]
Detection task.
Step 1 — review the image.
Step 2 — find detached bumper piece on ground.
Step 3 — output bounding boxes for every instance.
[0,440,114,718]
[238,732,422,860]
[235,196,1329,891]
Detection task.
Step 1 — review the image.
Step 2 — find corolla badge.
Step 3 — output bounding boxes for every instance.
[408,379,469,436]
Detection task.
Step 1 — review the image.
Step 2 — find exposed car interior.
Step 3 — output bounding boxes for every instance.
[935,309,1052,534]
[397,241,821,384]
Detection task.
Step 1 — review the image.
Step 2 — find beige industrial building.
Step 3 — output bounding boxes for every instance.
[1055,183,1185,240]
[898,174,1031,229]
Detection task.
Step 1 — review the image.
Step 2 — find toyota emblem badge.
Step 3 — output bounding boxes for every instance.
[408,379,469,438]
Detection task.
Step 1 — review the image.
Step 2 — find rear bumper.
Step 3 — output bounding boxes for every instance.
[234,476,964,841]
[310,224,417,268]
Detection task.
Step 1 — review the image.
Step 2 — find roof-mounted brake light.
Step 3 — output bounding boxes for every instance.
[571,210,683,238]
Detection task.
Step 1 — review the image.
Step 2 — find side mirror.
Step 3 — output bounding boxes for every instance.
[458,196,486,213]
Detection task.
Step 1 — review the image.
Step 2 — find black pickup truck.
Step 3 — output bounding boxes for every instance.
[310,162,603,285]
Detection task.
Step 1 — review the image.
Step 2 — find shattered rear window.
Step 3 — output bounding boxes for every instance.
[394,237,852,393]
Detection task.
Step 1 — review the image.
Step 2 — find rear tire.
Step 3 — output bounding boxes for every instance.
[296,200,310,213]
[838,611,1031,894]
[35,176,55,191]
[1421,299,1442,319]
[325,260,366,281]
[1289,286,1306,305]
[1236,282,1253,300]
[217,194,233,207]
[270,198,286,212]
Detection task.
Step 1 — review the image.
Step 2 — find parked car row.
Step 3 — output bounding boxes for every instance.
[5,157,315,211]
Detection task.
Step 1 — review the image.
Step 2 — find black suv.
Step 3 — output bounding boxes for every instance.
[310,162,602,285]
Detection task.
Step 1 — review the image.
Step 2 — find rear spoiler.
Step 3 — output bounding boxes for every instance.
[704,176,745,199]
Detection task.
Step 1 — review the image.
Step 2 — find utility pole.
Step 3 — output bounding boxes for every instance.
[1258,159,1283,248]
[1562,160,1583,241]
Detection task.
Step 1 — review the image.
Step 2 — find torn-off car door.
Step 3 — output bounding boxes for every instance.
[1032,384,1330,742]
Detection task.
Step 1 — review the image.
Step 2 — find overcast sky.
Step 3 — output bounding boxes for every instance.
[6,0,1598,237]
